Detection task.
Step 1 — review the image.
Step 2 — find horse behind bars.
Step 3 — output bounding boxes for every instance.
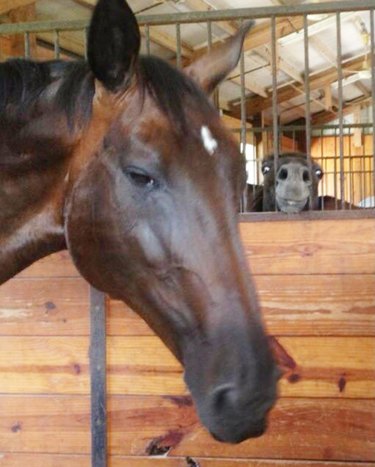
[0,0,278,444]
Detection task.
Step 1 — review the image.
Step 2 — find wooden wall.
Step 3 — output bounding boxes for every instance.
[0,216,374,466]
[311,135,374,205]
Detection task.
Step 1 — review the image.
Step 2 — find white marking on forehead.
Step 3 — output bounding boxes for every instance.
[200,126,218,156]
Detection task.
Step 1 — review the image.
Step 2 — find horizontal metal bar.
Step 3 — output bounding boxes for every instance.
[0,0,374,35]
[239,209,375,223]
[246,123,374,132]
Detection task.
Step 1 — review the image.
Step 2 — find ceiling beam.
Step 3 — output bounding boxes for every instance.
[229,54,369,119]
[311,95,372,125]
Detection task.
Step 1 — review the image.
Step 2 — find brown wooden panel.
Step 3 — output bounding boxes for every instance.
[0,337,90,394]
[108,274,375,337]
[0,454,90,467]
[0,395,90,454]
[0,278,89,336]
[1,336,374,398]
[107,397,375,461]
[110,459,375,467]
[16,251,79,278]
[0,396,373,461]
[106,336,375,398]
[11,218,375,282]
[0,455,372,467]
[240,218,375,275]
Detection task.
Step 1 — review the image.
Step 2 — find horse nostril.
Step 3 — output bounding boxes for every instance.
[278,168,288,180]
[210,384,238,412]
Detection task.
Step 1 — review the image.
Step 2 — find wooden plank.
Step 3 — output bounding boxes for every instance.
[10,218,375,280]
[16,251,79,278]
[0,396,373,461]
[108,274,375,337]
[110,460,375,467]
[106,336,375,399]
[240,218,375,275]
[0,455,373,467]
[0,454,91,467]
[0,278,89,336]
[0,336,90,394]
[107,397,375,461]
[0,395,91,454]
[2,335,374,398]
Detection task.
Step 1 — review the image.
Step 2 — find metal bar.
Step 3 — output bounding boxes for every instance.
[90,287,107,467]
[271,15,279,211]
[371,10,375,197]
[207,20,213,51]
[84,27,88,60]
[240,19,247,213]
[336,12,345,209]
[303,14,311,154]
[24,32,31,59]
[144,24,151,55]
[54,30,60,59]
[176,23,181,68]
[303,14,313,209]
[1,1,374,34]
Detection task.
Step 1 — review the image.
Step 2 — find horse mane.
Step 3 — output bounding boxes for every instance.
[138,56,214,132]
[0,56,213,133]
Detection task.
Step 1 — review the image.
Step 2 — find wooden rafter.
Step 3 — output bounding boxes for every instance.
[229,54,369,119]
[311,95,372,125]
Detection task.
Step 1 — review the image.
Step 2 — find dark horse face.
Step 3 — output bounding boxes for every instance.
[262,152,323,213]
[64,0,278,443]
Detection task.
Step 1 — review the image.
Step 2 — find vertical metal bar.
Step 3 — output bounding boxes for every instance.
[54,29,60,59]
[176,23,181,68]
[240,20,247,212]
[90,287,107,467]
[370,10,375,197]
[303,14,311,155]
[145,24,151,56]
[24,32,31,59]
[336,12,345,209]
[84,27,88,60]
[271,15,279,211]
[349,131,353,208]
[207,20,213,51]
[303,14,314,209]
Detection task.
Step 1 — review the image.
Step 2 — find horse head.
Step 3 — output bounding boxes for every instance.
[63,0,278,443]
[261,152,323,213]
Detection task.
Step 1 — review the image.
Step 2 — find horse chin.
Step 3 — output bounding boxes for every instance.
[276,196,308,214]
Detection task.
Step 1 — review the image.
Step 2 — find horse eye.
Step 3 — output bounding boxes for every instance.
[125,167,156,189]
[315,168,323,179]
[262,165,271,175]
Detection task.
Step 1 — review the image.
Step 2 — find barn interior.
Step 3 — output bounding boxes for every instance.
[0,1,374,467]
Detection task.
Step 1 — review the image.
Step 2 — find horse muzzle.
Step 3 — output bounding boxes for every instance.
[202,382,276,443]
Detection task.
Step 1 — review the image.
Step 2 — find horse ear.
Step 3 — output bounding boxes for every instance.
[88,0,140,92]
[184,21,254,95]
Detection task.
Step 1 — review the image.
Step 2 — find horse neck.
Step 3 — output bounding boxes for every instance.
[0,116,74,284]
[0,163,70,284]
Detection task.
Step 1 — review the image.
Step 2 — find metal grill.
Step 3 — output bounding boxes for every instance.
[0,1,374,214]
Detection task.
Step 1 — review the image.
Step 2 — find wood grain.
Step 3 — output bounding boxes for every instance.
[13,218,375,280]
[0,396,373,461]
[16,251,79,278]
[0,278,89,336]
[240,218,375,275]
[108,274,375,337]
[1,336,374,398]
[1,455,372,467]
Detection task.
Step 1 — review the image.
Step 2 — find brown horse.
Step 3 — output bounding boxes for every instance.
[0,0,278,443]
[246,152,323,212]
